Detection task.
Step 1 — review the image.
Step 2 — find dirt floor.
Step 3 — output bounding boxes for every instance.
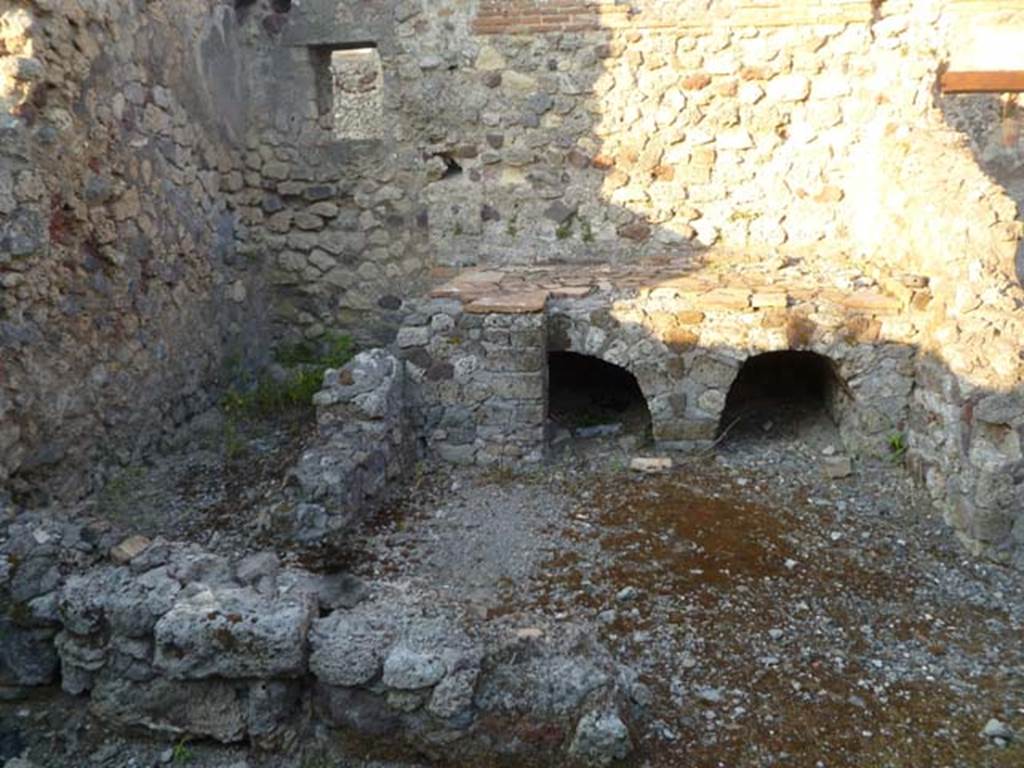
[3,404,1023,768]
[348,431,1024,767]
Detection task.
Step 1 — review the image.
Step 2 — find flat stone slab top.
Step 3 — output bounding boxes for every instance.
[429,250,922,317]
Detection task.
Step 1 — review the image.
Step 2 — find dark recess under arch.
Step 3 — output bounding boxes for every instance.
[718,350,844,438]
[547,351,652,438]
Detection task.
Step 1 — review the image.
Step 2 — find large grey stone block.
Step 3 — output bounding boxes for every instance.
[154,588,315,679]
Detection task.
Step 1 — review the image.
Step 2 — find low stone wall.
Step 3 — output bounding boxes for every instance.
[0,510,637,766]
[290,349,413,542]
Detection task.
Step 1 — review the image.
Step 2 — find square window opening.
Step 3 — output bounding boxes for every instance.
[313,43,384,141]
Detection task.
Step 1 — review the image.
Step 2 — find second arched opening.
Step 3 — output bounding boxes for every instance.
[717,350,847,446]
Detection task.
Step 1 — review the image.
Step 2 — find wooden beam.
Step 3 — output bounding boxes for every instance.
[941,71,1024,93]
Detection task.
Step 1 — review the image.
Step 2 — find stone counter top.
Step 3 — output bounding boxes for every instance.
[429,256,925,318]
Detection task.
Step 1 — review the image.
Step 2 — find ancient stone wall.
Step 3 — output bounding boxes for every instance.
[239,0,1018,336]
[1,0,264,501]
[232,0,1024,564]
[0,507,636,766]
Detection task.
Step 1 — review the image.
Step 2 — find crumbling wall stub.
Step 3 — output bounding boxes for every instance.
[0,0,266,500]
[290,348,413,541]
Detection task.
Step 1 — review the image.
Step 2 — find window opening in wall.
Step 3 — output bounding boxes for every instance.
[547,352,652,443]
[717,351,846,447]
[314,43,383,141]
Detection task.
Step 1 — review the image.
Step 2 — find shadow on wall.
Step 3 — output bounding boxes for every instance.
[1,2,268,502]
[940,93,1024,282]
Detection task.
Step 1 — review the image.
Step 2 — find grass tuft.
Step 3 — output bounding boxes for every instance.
[220,333,355,456]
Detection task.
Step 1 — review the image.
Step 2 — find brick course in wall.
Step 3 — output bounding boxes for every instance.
[473,0,876,35]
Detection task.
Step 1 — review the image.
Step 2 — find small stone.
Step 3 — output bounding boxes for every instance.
[716,128,753,150]
[680,73,712,91]
[630,457,673,473]
[544,201,577,224]
[396,326,430,348]
[235,552,279,590]
[616,586,639,603]
[513,627,544,640]
[569,710,632,767]
[696,686,723,704]
[899,273,929,289]
[975,394,1024,425]
[314,573,369,610]
[822,455,853,479]
[751,291,787,309]
[476,45,506,70]
[110,535,151,565]
[982,718,1013,744]
[31,529,51,545]
[738,81,764,104]
[618,221,652,241]
[766,73,810,102]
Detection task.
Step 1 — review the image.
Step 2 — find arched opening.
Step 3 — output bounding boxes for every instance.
[717,351,845,445]
[547,352,652,442]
